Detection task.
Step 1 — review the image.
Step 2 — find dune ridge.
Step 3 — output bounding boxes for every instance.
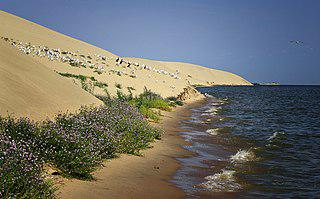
[0,10,251,119]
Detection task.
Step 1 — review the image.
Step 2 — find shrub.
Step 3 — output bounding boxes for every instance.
[0,101,162,180]
[116,90,130,102]
[139,87,162,100]
[111,87,172,121]
[0,117,55,198]
[138,105,160,122]
[166,96,184,106]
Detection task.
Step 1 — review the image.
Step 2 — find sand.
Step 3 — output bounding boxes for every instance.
[0,10,251,119]
[0,39,102,120]
[58,96,205,199]
[0,10,252,197]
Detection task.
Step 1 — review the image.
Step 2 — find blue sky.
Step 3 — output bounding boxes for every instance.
[1,0,319,84]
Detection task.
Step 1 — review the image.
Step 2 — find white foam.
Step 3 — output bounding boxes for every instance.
[204,93,213,98]
[201,169,241,192]
[201,112,217,116]
[211,101,225,106]
[230,149,256,163]
[268,132,285,141]
[205,107,220,113]
[206,128,219,135]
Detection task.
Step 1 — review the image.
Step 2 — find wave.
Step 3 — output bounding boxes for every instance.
[211,101,226,106]
[230,149,256,163]
[201,112,217,116]
[206,128,219,135]
[205,106,220,113]
[204,93,214,98]
[200,169,241,192]
[268,131,285,141]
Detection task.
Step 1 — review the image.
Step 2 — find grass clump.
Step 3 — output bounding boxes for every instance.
[93,81,108,88]
[58,72,89,81]
[131,87,172,111]
[166,96,184,107]
[57,72,108,92]
[113,87,172,122]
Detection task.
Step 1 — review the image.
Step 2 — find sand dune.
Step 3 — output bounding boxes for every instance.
[0,40,102,120]
[0,10,251,119]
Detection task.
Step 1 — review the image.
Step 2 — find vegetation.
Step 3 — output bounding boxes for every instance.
[111,87,175,122]
[115,83,122,89]
[0,118,55,198]
[57,72,93,81]
[57,72,108,92]
[166,96,184,107]
[0,69,185,197]
[93,81,108,88]
[192,83,205,87]
[0,98,162,197]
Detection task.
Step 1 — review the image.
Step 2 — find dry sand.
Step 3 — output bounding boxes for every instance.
[0,39,102,120]
[0,10,252,198]
[0,10,251,119]
[59,96,205,199]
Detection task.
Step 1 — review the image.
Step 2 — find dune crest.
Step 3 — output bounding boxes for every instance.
[0,10,251,119]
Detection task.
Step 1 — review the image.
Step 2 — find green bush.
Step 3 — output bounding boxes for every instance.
[138,105,160,122]
[112,87,173,121]
[166,96,184,106]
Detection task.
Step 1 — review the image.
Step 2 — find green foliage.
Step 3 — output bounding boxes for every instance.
[138,106,160,122]
[139,87,162,100]
[192,83,205,87]
[58,72,90,81]
[116,90,130,102]
[166,96,184,106]
[93,81,108,88]
[57,72,108,93]
[80,81,94,94]
[112,87,172,122]
[115,83,122,89]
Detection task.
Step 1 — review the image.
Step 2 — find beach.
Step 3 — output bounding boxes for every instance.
[59,96,205,199]
[0,10,252,198]
[1,1,318,198]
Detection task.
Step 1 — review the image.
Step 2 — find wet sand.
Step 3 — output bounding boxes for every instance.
[59,96,205,199]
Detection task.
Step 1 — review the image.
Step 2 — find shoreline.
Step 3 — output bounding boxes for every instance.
[59,96,206,199]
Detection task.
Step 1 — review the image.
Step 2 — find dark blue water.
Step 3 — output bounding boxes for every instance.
[173,86,320,198]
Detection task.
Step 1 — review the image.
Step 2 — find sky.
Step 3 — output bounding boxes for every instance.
[1,0,319,84]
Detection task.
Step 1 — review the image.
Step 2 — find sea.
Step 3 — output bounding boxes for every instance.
[172,86,320,198]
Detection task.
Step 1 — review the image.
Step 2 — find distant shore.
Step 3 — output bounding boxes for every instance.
[59,95,206,199]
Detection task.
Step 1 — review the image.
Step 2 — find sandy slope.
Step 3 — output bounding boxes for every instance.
[0,10,251,119]
[0,40,102,120]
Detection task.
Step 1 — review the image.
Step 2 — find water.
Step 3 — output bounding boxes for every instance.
[172,86,320,198]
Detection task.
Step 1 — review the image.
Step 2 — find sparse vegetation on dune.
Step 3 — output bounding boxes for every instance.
[57,72,108,93]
